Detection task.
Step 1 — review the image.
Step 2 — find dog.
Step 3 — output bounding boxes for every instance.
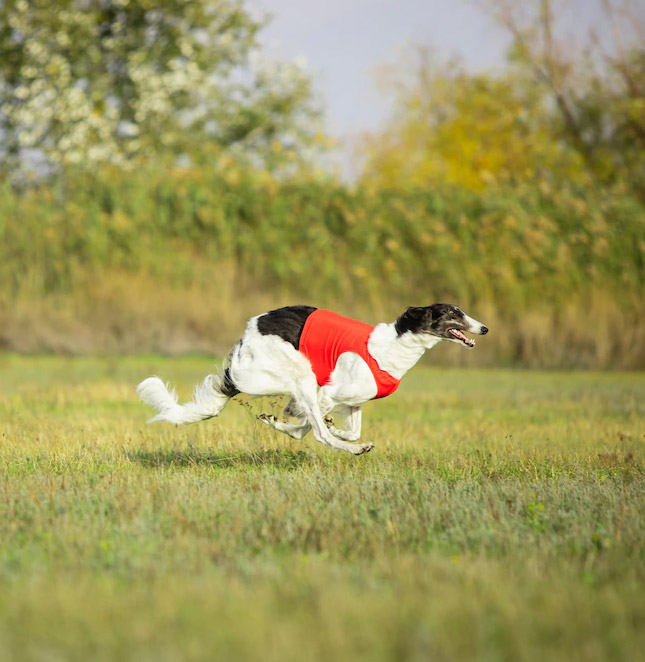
[137,304,488,455]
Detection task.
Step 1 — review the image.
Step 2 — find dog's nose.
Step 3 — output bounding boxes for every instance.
[480,326,488,335]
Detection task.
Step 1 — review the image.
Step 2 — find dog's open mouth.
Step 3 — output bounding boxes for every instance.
[449,328,475,347]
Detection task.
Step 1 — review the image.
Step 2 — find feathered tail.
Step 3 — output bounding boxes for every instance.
[136,373,231,425]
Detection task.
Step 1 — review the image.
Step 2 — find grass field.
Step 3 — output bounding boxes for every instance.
[0,354,643,661]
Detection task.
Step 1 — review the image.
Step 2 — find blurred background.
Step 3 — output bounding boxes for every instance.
[0,0,643,368]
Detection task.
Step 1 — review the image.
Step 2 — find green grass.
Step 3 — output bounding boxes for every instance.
[0,354,643,661]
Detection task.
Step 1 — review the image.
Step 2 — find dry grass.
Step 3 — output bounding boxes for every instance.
[1,270,643,369]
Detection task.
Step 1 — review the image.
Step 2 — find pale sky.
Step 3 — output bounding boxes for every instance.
[249,0,512,142]
[245,0,643,180]
[248,0,624,162]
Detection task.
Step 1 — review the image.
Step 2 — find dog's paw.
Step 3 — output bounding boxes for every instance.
[324,415,334,428]
[354,443,374,455]
[257,413,277,425]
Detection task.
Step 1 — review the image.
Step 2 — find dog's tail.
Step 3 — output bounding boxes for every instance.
[136,371,236,425]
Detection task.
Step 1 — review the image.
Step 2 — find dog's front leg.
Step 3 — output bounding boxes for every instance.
[324,406,362,442]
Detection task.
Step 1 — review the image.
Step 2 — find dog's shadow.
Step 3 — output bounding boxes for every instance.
[127,446,314,471]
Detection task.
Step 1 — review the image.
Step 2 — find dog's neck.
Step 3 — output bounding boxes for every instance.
[367,322,442,379]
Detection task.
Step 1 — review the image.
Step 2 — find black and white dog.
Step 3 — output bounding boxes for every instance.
[137,304,488,455]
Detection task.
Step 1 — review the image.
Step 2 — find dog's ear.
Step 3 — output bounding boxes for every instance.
[404,306,427,320]
[395,306,432,335]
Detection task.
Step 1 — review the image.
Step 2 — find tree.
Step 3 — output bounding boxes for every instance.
[359,51,586,191]
[0,0,321,178]
[359,1,645,197]
[484,0,645,197]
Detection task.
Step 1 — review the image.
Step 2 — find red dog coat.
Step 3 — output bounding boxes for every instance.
[298,309,400,399]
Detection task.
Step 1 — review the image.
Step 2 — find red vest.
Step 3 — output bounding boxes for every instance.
[299,309,400,399]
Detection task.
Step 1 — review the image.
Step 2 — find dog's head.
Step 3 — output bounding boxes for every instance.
[395,303,488,348]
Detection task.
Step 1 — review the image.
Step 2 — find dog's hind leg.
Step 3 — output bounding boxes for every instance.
[260,395,364,444]
[282,396,304,419]
[257,413,311,440]
[292,378,373,455]
[259,407,363,444]
[257,396,311,439]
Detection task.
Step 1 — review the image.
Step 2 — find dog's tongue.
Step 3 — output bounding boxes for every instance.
[450,329,475,346]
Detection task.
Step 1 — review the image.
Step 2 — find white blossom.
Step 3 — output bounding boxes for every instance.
[0,0,323,177]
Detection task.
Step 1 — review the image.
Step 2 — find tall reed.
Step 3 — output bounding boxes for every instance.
[0,166,642,367]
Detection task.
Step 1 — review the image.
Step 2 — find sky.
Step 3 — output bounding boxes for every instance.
[247,0,625,172]
[249,0,511,141]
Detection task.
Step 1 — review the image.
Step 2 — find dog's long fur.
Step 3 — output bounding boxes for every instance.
[137,304,488,455]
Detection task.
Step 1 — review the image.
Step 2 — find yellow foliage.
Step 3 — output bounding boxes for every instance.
[360,68,587,191]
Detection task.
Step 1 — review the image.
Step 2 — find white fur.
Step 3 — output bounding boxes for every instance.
[368,323,442,379]
[462,313,486,335]
[229,317,315,396]
[136,374,229,424]
[137,307,486,455]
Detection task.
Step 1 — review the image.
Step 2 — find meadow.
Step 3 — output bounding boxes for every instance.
[0,354,643,661]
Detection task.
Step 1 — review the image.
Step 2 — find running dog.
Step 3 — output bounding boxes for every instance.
[137,304,488,455]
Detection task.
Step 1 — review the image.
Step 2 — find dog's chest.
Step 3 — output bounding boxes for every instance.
[299,310,400,398]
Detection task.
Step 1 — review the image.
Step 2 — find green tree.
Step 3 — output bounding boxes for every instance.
[0,0,321,178]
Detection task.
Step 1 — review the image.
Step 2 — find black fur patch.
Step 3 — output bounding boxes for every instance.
[395,306,433,335]
[220,367,240,398]
[256,305,317,349]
